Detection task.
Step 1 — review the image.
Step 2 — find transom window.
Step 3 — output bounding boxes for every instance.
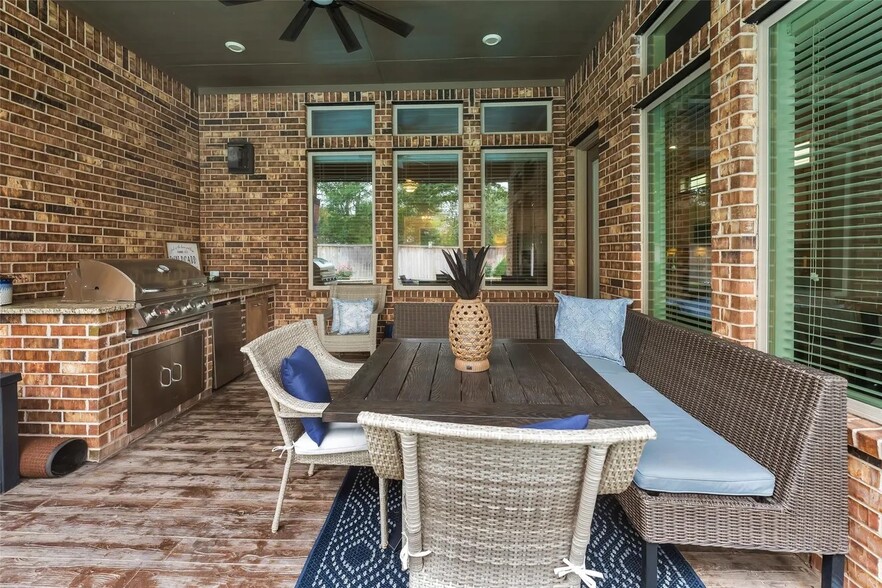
[481,101,551,133]
[482,149,552,289]
[309,152,375,287]
[641,0,710,74]
[394,151,462,288]
[394,104,462,135]
[307,105,374,137]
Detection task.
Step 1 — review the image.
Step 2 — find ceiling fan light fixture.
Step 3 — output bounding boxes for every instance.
[225,40,246,53]
[313,0,335,5]
[482,33,502,46]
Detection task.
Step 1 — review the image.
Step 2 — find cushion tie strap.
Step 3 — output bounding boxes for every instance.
[272,443,295,458]
[399,519,431,571]
[554,558,604,588]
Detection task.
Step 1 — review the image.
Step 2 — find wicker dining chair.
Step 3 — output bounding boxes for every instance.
[359,411,656,587]
[316,284,387,354]
[241,320,386,534]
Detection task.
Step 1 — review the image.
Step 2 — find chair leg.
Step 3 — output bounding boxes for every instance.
[642,541,658,588]
[307,463,315,477]
[272,452,294,533]
[821,554,845,588]
[378,477,388,549]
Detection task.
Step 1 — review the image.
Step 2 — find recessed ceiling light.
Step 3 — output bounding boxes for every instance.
[225,41,246,53]
[482,33,502,46]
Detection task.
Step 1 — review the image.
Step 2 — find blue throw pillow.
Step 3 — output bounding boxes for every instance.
[280,346,331,445]
[336,298,374,335]
[523,414,590,430]
[554,293,632,366]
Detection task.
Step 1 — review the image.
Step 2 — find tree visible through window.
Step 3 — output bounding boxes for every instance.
[310,153,374,286]
[395,152,461,286]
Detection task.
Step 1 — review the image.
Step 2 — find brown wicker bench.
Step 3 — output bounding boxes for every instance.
[392,302,849,588]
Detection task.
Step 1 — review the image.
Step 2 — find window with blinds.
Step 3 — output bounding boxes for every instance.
[310,153,375,286]
[482,150,551,288]
[394,151,462,287]
[645,70,712,331]
[768,0,882,406]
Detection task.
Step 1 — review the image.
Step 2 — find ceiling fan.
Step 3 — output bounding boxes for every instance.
[219,0,415,53]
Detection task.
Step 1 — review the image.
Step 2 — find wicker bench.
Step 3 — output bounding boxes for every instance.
[392,302,849,588]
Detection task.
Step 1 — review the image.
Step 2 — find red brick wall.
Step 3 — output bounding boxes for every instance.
[0,0,200,300]
[567,1,882,586]
[198,89,572,327]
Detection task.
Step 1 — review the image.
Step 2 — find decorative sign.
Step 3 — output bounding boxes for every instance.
[166,241,202,271]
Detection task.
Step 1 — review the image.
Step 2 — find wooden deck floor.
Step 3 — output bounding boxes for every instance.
[0,373,820,588]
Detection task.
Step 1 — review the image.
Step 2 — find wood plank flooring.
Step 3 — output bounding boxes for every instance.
[0,373,820,587]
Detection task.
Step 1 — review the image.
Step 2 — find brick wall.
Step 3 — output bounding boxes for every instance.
[198,88,572,327]
[0,0,200,300]
[566,1,881,586]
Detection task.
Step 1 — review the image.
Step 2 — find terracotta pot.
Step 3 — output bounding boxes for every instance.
[448,297,493,372]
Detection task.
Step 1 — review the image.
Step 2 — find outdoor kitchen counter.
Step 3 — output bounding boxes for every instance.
[0,280,278,314]
[0,298,135,314]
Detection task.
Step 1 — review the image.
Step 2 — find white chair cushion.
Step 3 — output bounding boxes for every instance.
[293,422,368,455]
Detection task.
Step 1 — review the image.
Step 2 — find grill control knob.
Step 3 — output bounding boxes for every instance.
[145,309,159,322]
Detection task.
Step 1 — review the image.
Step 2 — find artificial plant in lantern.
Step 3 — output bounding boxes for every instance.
[441,246,493,372]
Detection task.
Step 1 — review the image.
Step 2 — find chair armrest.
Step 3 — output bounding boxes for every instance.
[316,314,328,340]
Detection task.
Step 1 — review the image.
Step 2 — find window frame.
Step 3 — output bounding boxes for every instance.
[393,103,463,136]
[392,149,464,291]
[481,147,554,291]
[307,150,377,290]
[639,0,707,77]
[480,101,552,134]
[306,104,375,138]
[639,63,712,319]
[757,0,882,422]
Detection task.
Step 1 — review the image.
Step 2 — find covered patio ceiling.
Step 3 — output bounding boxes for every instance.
[58,0,624,91]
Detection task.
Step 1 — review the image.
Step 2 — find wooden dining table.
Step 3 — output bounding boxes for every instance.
[324,338,647,428]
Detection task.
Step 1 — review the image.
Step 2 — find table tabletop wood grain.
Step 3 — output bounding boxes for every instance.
[324,338,647,428]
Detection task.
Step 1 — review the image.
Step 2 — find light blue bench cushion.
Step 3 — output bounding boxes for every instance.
[581,355,776,497]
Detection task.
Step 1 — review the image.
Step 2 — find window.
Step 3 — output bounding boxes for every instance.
[644,69,711,330]
[394,151,462,288]
[482,102,551,133]
[309,152,375,287]
[767,0,882,407]
[482,150,552,288]
[307,105,373,137]
[394,104,462,135]
[642,0,710,74]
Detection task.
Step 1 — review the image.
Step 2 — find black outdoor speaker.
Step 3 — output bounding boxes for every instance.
[227,139,254,174]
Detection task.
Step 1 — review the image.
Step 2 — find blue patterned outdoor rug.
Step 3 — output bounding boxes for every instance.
[295,467,706,588]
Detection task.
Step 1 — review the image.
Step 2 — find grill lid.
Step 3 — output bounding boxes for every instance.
[64,259,207,302]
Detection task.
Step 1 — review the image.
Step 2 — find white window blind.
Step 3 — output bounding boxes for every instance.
[310,153,374,286]
[769,0,882,406]
[645,70,712,331]
[482,150,551,288]
[395,152,462,286]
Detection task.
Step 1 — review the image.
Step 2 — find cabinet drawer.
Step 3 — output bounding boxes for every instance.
[245,295,269,343]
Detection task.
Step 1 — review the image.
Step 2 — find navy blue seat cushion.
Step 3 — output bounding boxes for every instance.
[580,355,776,497]
[280,346,331,445]
[522,414,589,430]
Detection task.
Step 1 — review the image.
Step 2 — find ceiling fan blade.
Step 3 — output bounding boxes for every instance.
[218,0,261,5]
[327,3,362,53]
[339,0,414,37]
[279,1,317,42]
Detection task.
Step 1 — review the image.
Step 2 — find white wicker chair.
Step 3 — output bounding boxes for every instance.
[358,411,656,587]
[316,284,387,354]
[241,320,387,534]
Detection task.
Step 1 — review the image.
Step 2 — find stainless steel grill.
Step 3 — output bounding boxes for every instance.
[312,257,337,286]
[63,259,210,336]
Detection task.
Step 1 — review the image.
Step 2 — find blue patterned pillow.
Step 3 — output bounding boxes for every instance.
[331,297,372,333]
[336,298,374,335]
[554,293,632,366]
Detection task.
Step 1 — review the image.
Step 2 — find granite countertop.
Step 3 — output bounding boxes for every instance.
[0,280,278,315]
